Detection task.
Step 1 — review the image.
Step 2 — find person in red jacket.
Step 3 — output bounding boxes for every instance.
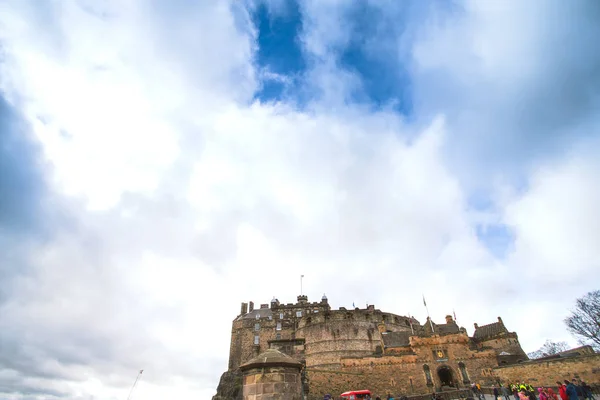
[548,387,559,400]
[556,382,568,400]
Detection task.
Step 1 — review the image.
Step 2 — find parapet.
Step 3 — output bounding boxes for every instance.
[297,295,308,304]
[240,348,302,371]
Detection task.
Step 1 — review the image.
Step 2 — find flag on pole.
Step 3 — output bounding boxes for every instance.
[140,370,144,374]
[423,295,427,307]
[453,309,457,321]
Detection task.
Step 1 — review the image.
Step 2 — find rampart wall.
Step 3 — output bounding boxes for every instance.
[297,309,413,368]
[492,354,600,386]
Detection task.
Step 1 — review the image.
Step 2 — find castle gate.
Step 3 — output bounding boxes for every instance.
[437,365,455,388]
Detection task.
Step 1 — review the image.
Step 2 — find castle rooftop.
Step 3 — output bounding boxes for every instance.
[240,348,302,370]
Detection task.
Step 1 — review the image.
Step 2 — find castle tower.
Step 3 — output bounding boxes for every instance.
[297,295,308,304]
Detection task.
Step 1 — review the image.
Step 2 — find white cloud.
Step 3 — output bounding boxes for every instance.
[0,0,598,399]
[503,145,600,283]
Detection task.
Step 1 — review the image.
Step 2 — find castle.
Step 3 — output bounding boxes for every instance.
[213,294,529,399]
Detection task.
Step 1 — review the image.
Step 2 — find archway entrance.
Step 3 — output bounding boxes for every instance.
[437,366,455,387]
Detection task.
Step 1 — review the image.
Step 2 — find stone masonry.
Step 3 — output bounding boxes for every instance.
[214,295,530,400]
[492,351,600,386]
[240,349,303,400]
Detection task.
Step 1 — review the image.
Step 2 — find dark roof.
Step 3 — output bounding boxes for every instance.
[238,308,273,320]
[239,349,302,370]
[534,345,596,361]
[473,322,507,340]
[382,331,411,348]
[435,323,460,335]
[420,318,461,336]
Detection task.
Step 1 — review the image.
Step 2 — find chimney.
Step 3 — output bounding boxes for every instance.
[241,302,248,315]
[249,301,254,312]
[498,316,503,324]
[474,323,479,329]
[445,315,453,324]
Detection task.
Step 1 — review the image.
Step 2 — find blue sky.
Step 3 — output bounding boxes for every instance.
[251,0,516,257]
[252,0,419,113]
[0,1,599,399]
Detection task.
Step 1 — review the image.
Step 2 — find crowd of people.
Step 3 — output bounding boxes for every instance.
[484,379,596,400]
[328,379,595,400]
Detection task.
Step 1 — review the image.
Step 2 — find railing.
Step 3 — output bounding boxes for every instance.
[477,386,600,399]
[399,386,600,400]
[405,389,472,400]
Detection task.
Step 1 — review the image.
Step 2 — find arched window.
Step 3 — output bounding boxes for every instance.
[423,364,433,386]
[458,362,469,383]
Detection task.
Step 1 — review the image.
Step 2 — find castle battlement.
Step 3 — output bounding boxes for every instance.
[219,295,529,398]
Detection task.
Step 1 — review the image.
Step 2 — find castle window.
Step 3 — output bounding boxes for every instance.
[254,335,259,345]
[459,362,469,383]
[268,315,272,320]
[276,333,281,340]
[296,311,302,318]
[255,314,260,320]
[280,313,284,319]
[254,323,260,331]
[276,322,282,331]
[423,364,433,385]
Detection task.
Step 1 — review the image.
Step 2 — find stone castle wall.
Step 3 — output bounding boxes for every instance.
[303,333,500,399]
[296,310,412,369]
[476,335,528,364]
[229,302,415,371]
[242,366,302,400]
[492,354,600,386]
[218,297,531,400]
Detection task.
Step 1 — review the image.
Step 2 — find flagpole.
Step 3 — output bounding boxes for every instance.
[126,370,144,400]
[423,295,434,333]
[300,275,304,295]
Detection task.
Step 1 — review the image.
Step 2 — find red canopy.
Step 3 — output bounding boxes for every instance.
[341,390,372,396]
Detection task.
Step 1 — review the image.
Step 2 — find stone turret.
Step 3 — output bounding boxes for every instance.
[271,297,280,308]
[297,295,308,304]
[240,349,302,400]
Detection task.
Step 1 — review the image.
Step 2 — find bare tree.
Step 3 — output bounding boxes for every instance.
[527,340,569,359]
[564,290,600,350]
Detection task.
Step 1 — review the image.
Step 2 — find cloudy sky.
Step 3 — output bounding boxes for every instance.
[1,0,599,398]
